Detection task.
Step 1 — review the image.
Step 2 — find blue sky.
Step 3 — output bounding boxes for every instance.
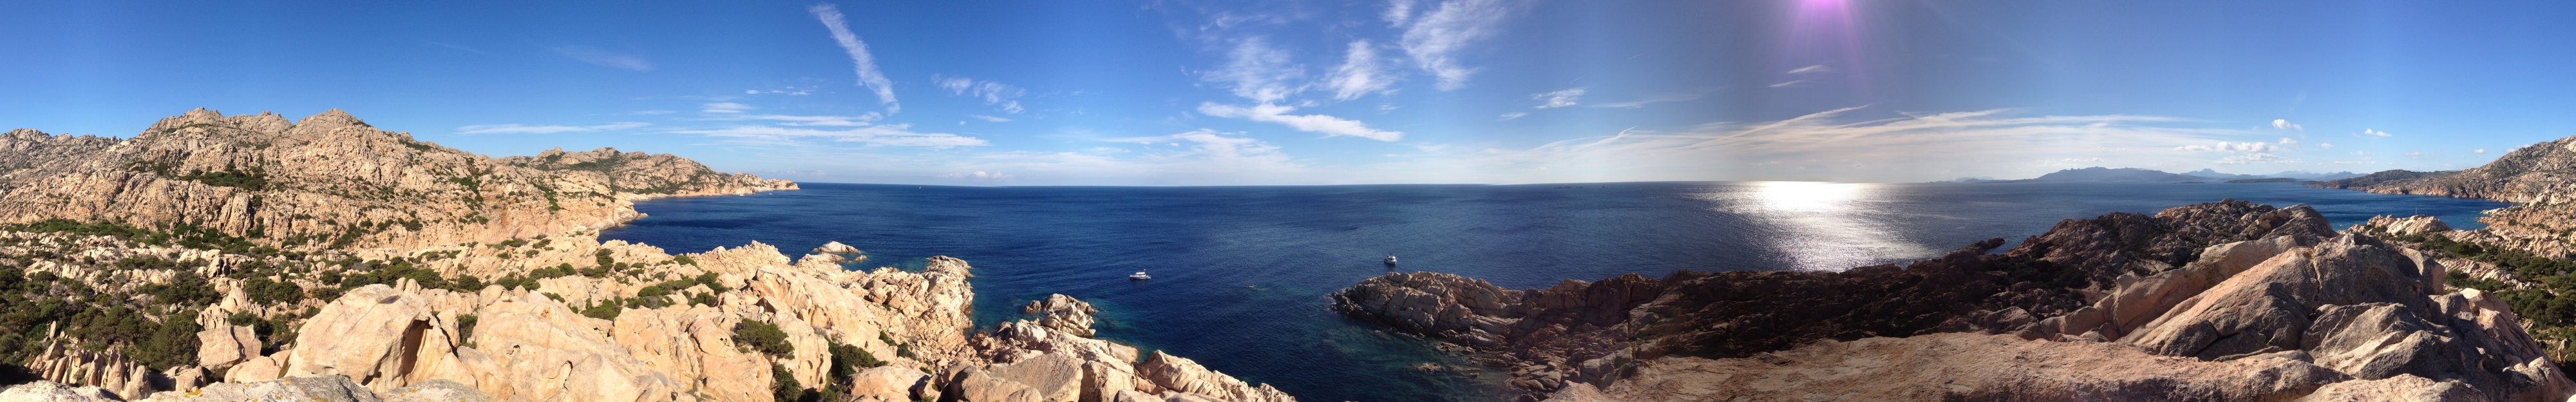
[4,1,2573,185]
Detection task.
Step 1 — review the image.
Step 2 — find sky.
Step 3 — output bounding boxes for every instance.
[3,1,2573,185]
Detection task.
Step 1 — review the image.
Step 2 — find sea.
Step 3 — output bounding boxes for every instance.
[599,180,2509,401]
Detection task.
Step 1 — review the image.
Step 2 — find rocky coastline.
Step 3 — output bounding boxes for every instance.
[1336,200,2576,401]
[0,110,1296,402]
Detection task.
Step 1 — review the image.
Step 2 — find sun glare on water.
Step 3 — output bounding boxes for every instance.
[1705,182,1935,272]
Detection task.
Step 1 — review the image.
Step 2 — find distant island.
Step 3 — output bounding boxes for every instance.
[1946,167,2361,184]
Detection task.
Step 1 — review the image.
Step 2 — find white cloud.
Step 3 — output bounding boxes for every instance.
[1198,102,1403,141]
[2215,153,2291,165]
[552,46,654,72]
[724,113,882,127]
[939,171,1012,180]
[670,124,989,148]
[1389,107,2236,183]
[2474,149,2488,154]
[968,115,1011,122]
[455,122,650,135]
[933,75,1027,113]
[2360,128,2391,137]
[1498,111,1526,120]
[1206,37,1305,102]
[1533,88,1584,109]
[1383,0,1419,26]
[702,102,755,113]
[1108,129,1294,166]
[1591,92,1707,108]
[2278,137,2298,146]
[1397,0,1520,90]
[2174,141,2274,153]
[810,4,900,113]
[2405,151,2427,158]
[1768,80,1809,88]
[1786,64,1830,75]
[1326,39,1397,101]
[2271,119,2302,131]
[2320,142,2334,149]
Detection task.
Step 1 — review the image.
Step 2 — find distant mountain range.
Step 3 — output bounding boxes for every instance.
[1946,167,2363,183]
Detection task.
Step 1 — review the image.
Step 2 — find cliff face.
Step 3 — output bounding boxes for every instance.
[0,108,795,251]
[0,110,1292,402]
[1338,201,2575,401]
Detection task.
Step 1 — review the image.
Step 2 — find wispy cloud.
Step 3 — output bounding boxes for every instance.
[810,4,900,113]
[1327,39,1397,100]
[933,75,1027,113]
[1786,64,1830,75]
[2474,148,2488,154]
[1205,37,1305,102]
[1768,80,1809,88]
[1533,88,1584,108]
[455,122,649,135]
[1397,0,1521,90]
[702,102,755,113]
[2215,153,2292,165]
[967,115,1011,122]
[1591,91,1707,108]
[2359,128,2391,138]
[717,113,883,127]
[1498,111,1527,120]
[1198,102,1403,141]
[553,46,653,72]
[671,124,987,148]
[2174,141,2275,153]
[2271,119,2303,131]
[1390,107,2242,182]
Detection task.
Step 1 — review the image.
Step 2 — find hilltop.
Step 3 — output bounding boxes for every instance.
[0,110,1295,402]
[0,108,794,252]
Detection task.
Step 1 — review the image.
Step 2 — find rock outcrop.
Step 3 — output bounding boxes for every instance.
[0,381,120,402]
[0,109,793,251]
[1540,333,2353,401]
[1339,200,2576,401]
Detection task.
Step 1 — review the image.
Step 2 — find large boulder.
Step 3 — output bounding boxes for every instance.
[609,306,774,402]
[848,367,930,402]
[284,285,451,392]
[1022,294,1101,338]
[194,325,260,369]
[464,291,685,401]
[1135,351,1294,402]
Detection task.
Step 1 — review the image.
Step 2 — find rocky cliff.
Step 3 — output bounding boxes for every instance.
[0,108,795,252]
[1338,201,2576,401]
[0,110,1292,402]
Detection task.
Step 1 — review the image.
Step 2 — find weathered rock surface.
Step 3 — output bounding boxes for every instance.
[1023,294,1101,338]
[194,325,260,370]
[812,241,862,254]
[0,109,794,251]
[23,340,164,399]
[0,381,120,402]
[134,375,490,402]
[1545,333,2351,401]
[1343,200,2576,401]
[848,366,931,402]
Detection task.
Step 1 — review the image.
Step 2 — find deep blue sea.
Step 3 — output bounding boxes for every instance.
[600,181,2507,401]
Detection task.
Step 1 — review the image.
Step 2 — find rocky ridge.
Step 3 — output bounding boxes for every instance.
[0,110,1294,402]
[0,109,795,252]
[1337,201,2576,401]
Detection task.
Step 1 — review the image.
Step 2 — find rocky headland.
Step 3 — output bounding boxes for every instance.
[0,110,1296,402]
[1336,200,2576,401]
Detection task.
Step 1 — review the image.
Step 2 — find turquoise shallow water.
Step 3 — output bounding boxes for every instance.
[599,181,2506,401]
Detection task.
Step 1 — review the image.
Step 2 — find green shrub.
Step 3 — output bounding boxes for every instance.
[733,320,794,357]
[243,277,305,305]
[581,302,621,321]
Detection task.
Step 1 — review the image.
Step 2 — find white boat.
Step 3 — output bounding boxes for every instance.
[1384,255,1398,265]
[1129,271,1151,280]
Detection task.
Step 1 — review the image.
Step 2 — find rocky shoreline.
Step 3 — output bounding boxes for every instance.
[1336,201,2576,401]
[0,110,1297,402]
